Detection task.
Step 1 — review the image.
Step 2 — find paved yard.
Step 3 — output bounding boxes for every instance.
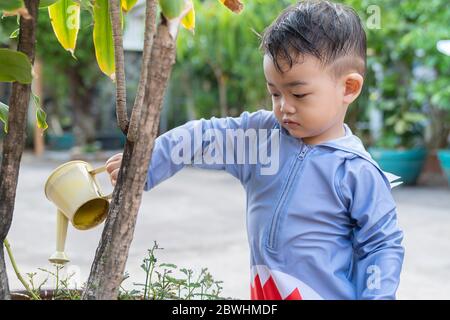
[3,152,450,299]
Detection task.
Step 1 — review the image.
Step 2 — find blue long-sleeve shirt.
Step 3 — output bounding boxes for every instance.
[144,109,405,300]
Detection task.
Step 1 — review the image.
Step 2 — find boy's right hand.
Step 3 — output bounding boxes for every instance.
[105,153,123,186]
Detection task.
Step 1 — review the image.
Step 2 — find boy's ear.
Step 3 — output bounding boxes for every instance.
[342,73,364,105]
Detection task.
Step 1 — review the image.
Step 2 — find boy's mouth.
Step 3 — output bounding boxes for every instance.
[283,119,300,126]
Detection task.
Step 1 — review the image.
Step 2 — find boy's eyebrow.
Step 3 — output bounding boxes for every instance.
[267,80,308,87]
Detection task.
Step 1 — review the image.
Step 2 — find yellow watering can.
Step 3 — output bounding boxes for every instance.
[44,160,112,265]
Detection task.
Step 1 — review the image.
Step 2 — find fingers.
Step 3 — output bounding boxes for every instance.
[106,152,123,165]
[105,153,123,186]
[110,168,119,186]
[106,153,123,167]
[105,153,123,174]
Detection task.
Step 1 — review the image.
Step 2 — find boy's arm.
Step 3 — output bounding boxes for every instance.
[338,160,405,300]
[144,110,264,191]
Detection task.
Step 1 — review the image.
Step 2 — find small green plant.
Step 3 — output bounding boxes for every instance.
[5,239,227,300]
[36,266,82,300]
[118,241,226,300]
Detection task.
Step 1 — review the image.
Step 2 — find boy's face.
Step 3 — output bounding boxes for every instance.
[263,54,352,144]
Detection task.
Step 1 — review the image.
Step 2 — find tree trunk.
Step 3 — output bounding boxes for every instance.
[428,106,450,149]
[217,72,228,117]
[0,0,39,300]
[180,69,196,121]
[82,16,177,300]
[211,67,229,118]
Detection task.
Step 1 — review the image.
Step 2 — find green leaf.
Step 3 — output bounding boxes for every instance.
[0,48,33,84]
[48,0,80,55]
[31,91,41,107]
[0,0,24,11]
[159,263,177,269]
[165,276,186,285]
[158,0,185,19]
[1,0,31,19]
[385,114,398,126]
[0,101,9,133]
[402,112,427,124]
[394,119,407,135]
[10,28,20,38]
[39,0,60,8]
[36,107,49,131]
[93,0,115,80]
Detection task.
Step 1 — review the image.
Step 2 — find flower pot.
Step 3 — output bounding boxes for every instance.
[437,149,450,187]
[95,133,126,150]
[47,133,75,150]
[368,147,427,185]
[11,289,83,300]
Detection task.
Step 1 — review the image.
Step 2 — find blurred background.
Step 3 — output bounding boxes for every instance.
[1,0,450,299]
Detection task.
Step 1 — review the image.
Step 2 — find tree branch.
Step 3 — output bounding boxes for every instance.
[109,0,129,134]
[82,14,179,300]
[0,0,39,300]
[127,0,158,142]
[82,1,193,300]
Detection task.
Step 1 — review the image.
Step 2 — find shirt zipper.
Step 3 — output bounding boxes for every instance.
[266,144,311,251]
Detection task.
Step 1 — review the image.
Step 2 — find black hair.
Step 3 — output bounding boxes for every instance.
[260,0,366,77]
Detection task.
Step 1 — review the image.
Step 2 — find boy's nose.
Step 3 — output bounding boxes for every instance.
[280,99,296,114]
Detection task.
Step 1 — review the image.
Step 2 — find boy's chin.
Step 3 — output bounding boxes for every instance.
[284,127,308,139]
[285,128,319,141]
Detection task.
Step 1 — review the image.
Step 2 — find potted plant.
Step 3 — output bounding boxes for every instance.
[95,131,126,150]
[46,131,76,150]
[435,40,450,186]
[350,0,450,186]
[365,51,428,186]
[414,77,450,186]
[438,149,450,186]
[368,101,428,185]
[44,113,75,150]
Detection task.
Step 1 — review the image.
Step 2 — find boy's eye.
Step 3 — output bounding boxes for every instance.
[293,93,309,99]
[271,93,280,98]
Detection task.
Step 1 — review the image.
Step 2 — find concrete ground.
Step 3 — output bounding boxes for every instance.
[3,151,450,299]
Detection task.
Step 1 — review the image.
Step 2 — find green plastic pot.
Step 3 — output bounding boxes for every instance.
[437,149,450,187]
[368,147,427,186]
[47,133,75,150]
[95,133,126,150]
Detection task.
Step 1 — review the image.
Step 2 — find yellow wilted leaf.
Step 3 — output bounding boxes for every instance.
[181,1,195,33]
[36,107,49,131]
[217,0,243,13]
[48,0,80,55]
[121,0,138,12]
[93,0,115,80]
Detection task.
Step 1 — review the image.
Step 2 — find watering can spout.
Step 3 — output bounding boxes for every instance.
[49,209,70,265]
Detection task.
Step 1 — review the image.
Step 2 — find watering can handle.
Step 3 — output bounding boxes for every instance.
[89,165,113,200]
[89,165,107,175]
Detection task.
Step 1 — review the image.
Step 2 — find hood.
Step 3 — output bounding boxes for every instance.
[319,124,403,188]
[275,120,402,188]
